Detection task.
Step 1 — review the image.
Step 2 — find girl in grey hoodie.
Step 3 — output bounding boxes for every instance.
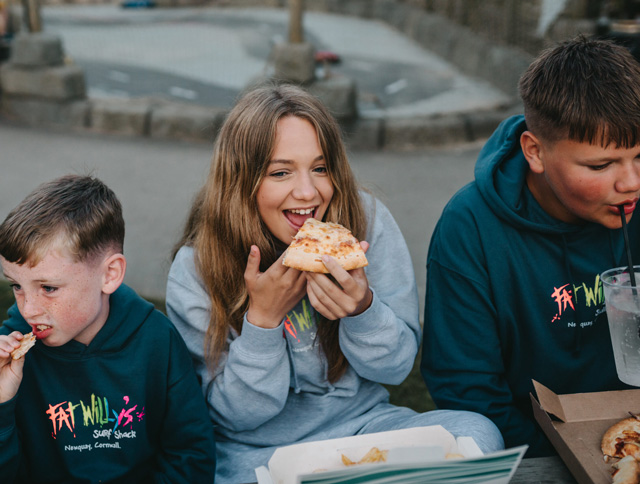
[166,84,504,484]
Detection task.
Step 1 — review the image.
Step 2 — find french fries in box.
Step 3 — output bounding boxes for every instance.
[255,425,522,484]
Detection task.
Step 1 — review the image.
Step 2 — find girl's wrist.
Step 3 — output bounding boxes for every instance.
[246,308,282,329]
[348,288,373,317]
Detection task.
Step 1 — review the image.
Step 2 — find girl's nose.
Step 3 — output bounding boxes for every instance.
[292,173,317,200]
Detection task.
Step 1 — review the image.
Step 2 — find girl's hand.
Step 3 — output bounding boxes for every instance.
[305,241,373,320]
[0,332,27,404]
[244,245,307,329]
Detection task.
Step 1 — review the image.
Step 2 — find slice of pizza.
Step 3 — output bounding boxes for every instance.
[612,456,640,484]
[283,218,368,273]
[603,416,640,461]
[10,332,36,360]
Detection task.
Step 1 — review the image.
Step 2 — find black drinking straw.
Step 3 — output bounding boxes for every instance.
[619,204,637,289]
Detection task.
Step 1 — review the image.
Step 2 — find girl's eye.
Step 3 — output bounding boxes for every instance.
[9,283,21,292]
[313,166,328,174]
[42,286,58,294]
[269,170,288,178]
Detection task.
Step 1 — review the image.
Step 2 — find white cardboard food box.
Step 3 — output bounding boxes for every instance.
[255,425,527,484]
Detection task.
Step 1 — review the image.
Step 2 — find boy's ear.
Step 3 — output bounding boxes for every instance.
[102,253,126,295]
[520,130,545,174]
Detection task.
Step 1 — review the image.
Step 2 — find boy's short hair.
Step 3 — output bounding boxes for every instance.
[0,174,124,265]
[519,35,640,147]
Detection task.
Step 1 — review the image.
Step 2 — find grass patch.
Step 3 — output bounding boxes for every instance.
[0,280,434,412]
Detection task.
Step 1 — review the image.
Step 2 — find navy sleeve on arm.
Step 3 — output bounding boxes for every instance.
[153,327,216,483]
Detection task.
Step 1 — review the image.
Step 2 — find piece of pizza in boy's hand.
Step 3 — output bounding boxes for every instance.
[283,218,368,273]
[11,332,36,360]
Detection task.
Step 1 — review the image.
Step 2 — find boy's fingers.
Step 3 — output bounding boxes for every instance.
[0,334,22,358]
[11,355,25,371]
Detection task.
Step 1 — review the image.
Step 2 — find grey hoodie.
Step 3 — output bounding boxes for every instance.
[166,194,421,483]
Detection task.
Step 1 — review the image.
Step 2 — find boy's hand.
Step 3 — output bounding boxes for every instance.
[0,332,27,403]
[245,245,307,329]
[305,241,373,320]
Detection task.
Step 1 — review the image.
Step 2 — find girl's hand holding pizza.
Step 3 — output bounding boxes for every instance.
[244,245,307,329]
[305,241,373,320]
[0,332,28,403]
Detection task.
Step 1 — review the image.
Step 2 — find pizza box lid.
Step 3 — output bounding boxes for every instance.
[531,379,640,484]
[255,425,527,484]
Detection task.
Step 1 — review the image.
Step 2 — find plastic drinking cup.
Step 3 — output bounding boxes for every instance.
[602,265,640,386]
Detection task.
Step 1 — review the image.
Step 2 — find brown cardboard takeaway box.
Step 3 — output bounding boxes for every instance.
[531,379,640,484]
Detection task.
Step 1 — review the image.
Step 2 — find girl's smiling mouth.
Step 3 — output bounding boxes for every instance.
[284,208,316,229]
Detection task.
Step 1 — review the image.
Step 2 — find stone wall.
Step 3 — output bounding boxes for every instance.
[401,0,599,55]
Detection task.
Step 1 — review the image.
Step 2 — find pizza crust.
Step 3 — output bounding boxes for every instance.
[602,417,640,460]
[283,218,368,273]
[10,332,36,360]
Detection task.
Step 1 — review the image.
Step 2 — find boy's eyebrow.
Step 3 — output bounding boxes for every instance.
[581,155,622,163]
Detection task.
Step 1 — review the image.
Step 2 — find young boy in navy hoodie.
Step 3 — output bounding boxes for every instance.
[422,36,640,457]
[0,175,216,483]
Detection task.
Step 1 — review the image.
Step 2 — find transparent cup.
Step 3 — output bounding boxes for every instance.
[602,265,640,386]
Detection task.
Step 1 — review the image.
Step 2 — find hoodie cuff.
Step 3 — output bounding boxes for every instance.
[237,314,286,357]
[341,289,385,335]
[0,395,17,436]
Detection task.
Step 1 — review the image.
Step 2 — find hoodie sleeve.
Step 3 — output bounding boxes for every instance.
[152,319,217,483]
[166,247,291,432]
[339,197,421,385]
[0,317,29,483]
[422,258,553,455]
[0,396,21,483]
[421,196,553,456]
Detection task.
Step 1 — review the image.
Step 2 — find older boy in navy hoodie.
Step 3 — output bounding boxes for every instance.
[0,175,216,483]
[422,36,640,457]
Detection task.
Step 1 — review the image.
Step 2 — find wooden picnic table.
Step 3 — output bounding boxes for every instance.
[511,456,578,483]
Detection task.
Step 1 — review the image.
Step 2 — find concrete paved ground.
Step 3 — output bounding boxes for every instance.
[40,5,512,118]
[0,118,481,316]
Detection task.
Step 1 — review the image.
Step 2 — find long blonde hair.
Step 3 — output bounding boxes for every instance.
[176,84,367,382]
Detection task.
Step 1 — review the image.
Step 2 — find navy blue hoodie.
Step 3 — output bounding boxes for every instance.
[0,284,216,483]
[421,115,640,456]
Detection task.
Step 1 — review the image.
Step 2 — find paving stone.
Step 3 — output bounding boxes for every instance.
[272,42,316,84]
[308,75,358,121]
[0,63,86,100]
[149,102,227,143]
[0,96,89,127]
[11,33,65,67]
[384,115,469,150]
[341,116,383,151]
[89,98,155,137]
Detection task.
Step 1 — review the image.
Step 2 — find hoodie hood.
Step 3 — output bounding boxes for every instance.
[475,115,588,235]
[3,284,154,359]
